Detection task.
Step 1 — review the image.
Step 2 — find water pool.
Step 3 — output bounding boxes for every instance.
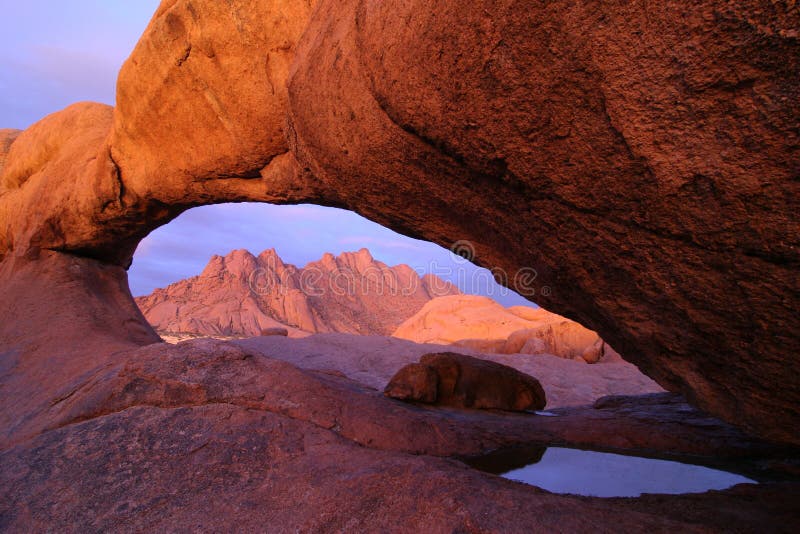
[468,446,756,497]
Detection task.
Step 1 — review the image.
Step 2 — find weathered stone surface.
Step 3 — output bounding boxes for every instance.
[0,252,158,447]
[0,2,327,267]
[383,362,438,403]
[0,336,737,460]
[1,337,798,531]
[110,0,319,193]
[286,0,800,443]
[0,6,798,531]
[0,103,119,262]
[0,129,20,175]
[385,352,547,412]
[260,327,289,337]
[394,295,539,345]
[5,401,798,533]
[135,247,458,337]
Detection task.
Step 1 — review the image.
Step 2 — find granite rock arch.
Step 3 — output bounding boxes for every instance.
[0,0,798,447]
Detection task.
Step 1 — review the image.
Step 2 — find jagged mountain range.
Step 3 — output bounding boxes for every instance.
[135,248,459,337]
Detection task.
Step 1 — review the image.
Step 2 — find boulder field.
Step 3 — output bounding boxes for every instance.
[0,0,799,529]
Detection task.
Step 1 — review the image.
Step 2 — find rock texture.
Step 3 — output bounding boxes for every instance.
[135,247,458,337]
[0,129,21,174]
[394,294,614,363]
[285,0,800,444]
[385,352,547,412]
[0,1,325,266]
[0,1,799,528]
[0,0,796,444]
[383,362,439,403]
[260,327,289,337]
[1,337,798,531]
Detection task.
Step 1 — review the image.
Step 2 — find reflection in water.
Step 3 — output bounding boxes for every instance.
[467,447,757,497]
[465,445,547,474]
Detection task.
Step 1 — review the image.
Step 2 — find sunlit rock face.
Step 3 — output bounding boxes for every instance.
[0,0,798,450]
[0,129,20,174]
[393,294,611,363]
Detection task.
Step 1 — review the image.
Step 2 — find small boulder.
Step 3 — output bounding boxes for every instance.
[260,327,289,337]
[384,352,546,412]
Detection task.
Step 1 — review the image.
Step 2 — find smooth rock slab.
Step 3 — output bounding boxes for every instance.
[1,338,798,531]
[235,333,665,409]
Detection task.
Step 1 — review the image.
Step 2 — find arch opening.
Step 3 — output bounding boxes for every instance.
[127,201,665,410]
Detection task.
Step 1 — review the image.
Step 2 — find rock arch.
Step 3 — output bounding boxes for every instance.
[0,0,798,445]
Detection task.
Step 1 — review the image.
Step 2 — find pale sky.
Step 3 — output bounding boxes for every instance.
[0,1,533,307]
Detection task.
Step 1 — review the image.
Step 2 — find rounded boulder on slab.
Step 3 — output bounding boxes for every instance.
[386,352,546,412]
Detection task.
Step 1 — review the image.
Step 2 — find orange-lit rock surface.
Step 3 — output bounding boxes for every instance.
[0,129,21,174]
[394,295,613,363]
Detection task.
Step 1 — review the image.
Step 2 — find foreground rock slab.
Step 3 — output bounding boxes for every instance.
[1,338,798,531]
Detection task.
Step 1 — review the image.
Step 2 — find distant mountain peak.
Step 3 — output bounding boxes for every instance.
[136,248,459,338]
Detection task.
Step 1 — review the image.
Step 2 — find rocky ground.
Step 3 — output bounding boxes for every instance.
[235,333,664,409]
[1,336,797,532]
